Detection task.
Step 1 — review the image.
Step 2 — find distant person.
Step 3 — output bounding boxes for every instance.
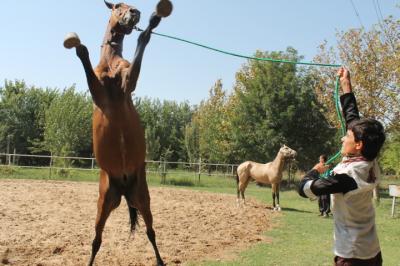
[317,154,331,218]
[298,67,385,265]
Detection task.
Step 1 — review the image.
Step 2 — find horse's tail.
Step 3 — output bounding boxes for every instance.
[235,168,240,199]
[128,205,139,234]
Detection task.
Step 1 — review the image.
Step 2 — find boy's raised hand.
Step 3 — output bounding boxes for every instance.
[337,66,352,94]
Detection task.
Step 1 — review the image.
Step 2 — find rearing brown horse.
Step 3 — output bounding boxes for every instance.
[69,1,171,265]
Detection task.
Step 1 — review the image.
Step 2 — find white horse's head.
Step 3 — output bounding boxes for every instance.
[279,145,297,159]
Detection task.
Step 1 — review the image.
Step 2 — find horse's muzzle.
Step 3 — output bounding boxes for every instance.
[120,8,140,27]
[120,9,140,32]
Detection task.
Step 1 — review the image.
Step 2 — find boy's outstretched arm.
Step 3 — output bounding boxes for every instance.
[338,67,360,126]
[298,162,358,199]
[338,67,352,94]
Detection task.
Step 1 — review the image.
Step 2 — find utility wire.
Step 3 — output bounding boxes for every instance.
[349,0,365,28]
[372,0,395,50]
[372,0,384,28]
[376,0,386,22]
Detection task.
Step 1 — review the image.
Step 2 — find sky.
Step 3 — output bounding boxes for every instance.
[0,0,398,105]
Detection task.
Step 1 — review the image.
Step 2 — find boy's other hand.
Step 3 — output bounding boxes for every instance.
[313,162,330,174]
[337,66,352,94]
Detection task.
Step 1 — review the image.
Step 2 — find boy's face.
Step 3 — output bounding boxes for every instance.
[341,129,363,157]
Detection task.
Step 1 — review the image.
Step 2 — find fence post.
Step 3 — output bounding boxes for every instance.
[49,152,53,179]
[159,159,166,184]
[163,160,167,183]
[6,135,11,165]
[198,157,201,183]
[288,161,291,188]
[91,158,95,169]
[12,149,16,165]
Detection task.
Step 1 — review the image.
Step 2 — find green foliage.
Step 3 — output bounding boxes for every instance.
[135,97,194,162]
[380,131,400,175]
[42,87,92,159]
[231,49,337,168]
[313,14,400,133]
[192,80,235,164]
[184,112,200,163]
[0,80,57,155]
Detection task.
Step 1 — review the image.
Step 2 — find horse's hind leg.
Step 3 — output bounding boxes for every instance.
[239,177,250,206]
[131,167,164,266]
[236,173,241,207]
[88,170,121,266]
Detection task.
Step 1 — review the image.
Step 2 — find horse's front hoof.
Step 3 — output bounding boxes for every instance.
[156,0,173,17]
[64,32,81,49]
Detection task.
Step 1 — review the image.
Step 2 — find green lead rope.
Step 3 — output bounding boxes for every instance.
[322,76,346,177]
[145,29,346,173]
[149,30,342,67]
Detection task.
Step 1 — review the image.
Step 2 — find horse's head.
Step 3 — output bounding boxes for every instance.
[104,1,141,35]
[279,145,297,159]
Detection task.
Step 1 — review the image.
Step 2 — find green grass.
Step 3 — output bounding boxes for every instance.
[1,166,400,265]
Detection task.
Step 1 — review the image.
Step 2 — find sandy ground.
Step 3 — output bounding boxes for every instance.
[0,179,277,266]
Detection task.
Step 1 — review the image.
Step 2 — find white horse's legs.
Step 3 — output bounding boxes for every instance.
[236,195,246,207]
[237,175,250,208]
[236,199,245,207]
[271,183,281,211]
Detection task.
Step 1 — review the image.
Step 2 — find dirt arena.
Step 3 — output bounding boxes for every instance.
[0,179,278,266]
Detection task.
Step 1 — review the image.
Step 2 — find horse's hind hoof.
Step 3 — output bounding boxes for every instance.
[273,206,281,211]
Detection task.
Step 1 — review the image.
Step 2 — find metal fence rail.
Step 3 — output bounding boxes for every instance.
[0,153,238,179]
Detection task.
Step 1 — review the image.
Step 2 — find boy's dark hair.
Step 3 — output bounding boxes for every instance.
[349,118,385,161]
[320,154,327,162]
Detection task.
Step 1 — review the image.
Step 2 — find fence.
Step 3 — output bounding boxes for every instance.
[0,153,238,181]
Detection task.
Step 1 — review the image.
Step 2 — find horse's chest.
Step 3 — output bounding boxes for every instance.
[97,62,130,95]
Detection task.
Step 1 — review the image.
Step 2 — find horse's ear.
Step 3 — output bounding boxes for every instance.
[104,0,114,9]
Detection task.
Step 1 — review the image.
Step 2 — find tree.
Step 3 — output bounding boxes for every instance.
[380,131,400,175]
[135,97,193,162]
[42,87,92,159]
[184,111,200,163]
[0,80,56,157]
[190,80,234,164]
[230,49,336,168]
[313,15,399,132]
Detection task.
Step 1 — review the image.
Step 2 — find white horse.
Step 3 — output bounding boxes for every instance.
[236,145,297,211]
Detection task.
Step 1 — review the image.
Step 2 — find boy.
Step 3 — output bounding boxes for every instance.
[298,67,385,266]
